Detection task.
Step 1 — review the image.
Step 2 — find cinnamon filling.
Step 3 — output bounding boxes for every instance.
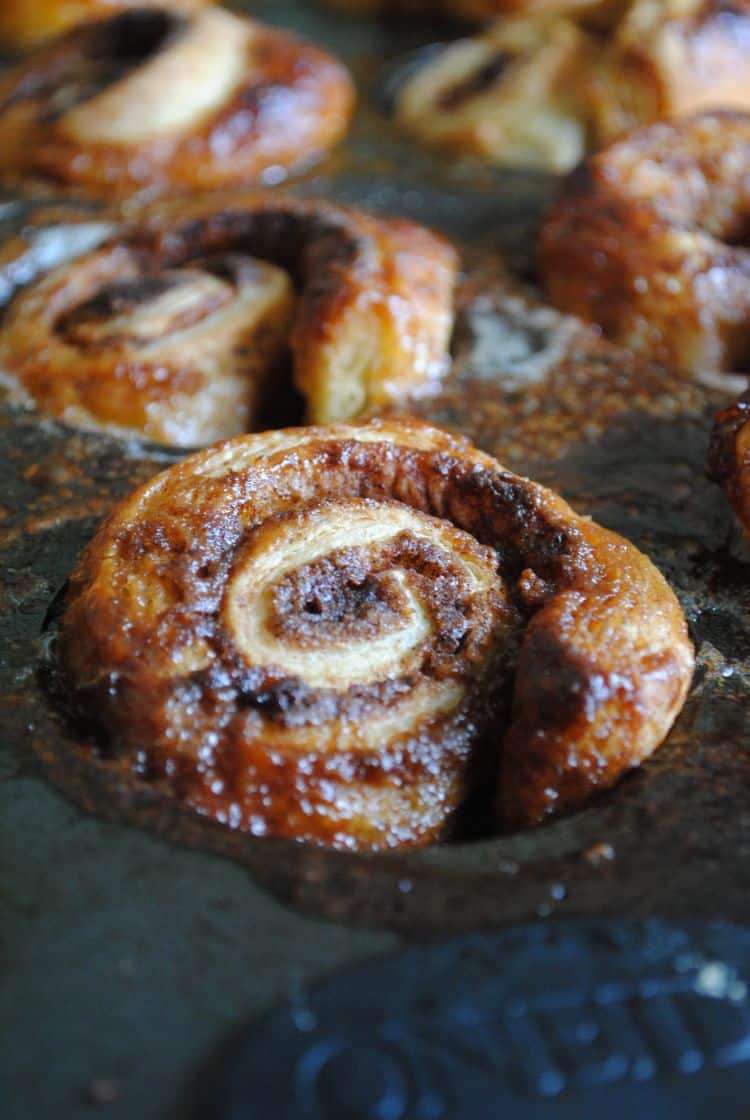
[222,499,510,695]
[56,270,234,347]
[437,51,516,111]
[270,559,408,647]
[4,10,186,121]
[88,9,186,65]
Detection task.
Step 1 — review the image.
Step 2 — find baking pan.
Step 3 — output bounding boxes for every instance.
[1,1,749,1117]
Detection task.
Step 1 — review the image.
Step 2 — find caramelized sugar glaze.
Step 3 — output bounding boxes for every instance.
[0,7,354,197]
[0,197,458,444]
[57,420,694,850]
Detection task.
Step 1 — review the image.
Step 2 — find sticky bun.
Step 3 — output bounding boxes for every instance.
[58,419,694,849]
[391,0,750,173]
[709,392,750,542]
[0,197,458,445]
[0,0,208,52]
[539,111,750,378]
[0,7,355,198]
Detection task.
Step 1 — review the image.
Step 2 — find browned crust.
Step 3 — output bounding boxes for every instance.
[0,10,355,198]
[57,418,694,849]
[538,110,750,377]
[0,0,209,51]
[708,390,750,540]
[0,196,458,439]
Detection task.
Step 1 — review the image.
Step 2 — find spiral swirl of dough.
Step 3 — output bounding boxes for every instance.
[0,7,355,198]
[0,197,458,445]
[59,419,694,849]
[393,16,595,174]
[0,246,294,446]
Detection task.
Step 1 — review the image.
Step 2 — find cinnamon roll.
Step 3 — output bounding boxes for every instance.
[708,391,750,542]
[539,111,750,378]
[0,7,355,198]
[58,419,694,848]
[0,198,458,444]
[391,0,750,174]
[0,1,208,52]
[393,17,595,174]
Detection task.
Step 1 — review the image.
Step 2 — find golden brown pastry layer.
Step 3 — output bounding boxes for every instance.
[0,197,458,444]
[539,111,750,377]
[0,0,208,51]
[709,391,750,541]
[58,419,694,849]
[392,0,750,173]
[0,7,355,198]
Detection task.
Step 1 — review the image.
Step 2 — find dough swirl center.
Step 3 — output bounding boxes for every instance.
[224,499,502,692]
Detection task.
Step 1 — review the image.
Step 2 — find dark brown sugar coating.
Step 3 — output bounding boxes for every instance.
[0,196,458,445]
[58,419,694,850]
[0,7,355,198]
[539,111,750,379]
